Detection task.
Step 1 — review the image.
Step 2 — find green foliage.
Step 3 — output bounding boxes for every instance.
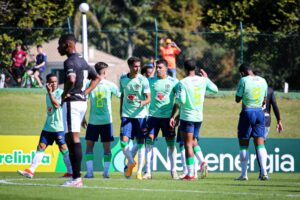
[0,0,74,68]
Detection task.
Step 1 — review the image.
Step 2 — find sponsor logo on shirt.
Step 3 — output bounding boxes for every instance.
[127,94,137,101]
[156,92,165,101]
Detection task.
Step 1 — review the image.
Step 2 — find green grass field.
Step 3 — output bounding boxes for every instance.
[0,89,299,199]
[0,172,299,200]
[0,89,299,138]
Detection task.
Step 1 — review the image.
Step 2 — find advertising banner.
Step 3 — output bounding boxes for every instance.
[0,136,298,173]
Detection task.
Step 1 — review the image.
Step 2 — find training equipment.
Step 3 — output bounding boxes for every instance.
[17,169,34,178]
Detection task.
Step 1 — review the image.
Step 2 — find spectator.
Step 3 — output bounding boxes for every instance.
[160,38,181,78]
[25,45,47,87]
[11,43,27,86]
[141,63,154,78]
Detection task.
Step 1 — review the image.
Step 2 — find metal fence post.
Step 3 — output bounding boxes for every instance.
[240,21,244,64]
[154,18,158,60]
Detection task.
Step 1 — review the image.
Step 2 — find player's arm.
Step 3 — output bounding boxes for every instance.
[120,93,124,118]
[84,67,100,96]
[139,78,151,106]
[235,79,244,103]
[170,103,180,128]
[81,115,87,129]
[46,84,60,109]
[270,91,283,133]
[140,93,151,106]
[201,69,218,94]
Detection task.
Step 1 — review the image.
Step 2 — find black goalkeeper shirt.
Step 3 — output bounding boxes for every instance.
[63,53,97,101]
[263,87,281,127]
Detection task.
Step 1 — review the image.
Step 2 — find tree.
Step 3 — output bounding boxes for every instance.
[201,0,300,89]
[0,0,74,68]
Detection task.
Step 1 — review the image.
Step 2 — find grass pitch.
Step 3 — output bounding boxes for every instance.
[0,172,299,200]
[0,89,299,138]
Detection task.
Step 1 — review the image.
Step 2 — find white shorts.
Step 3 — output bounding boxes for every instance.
[63,101,87,133]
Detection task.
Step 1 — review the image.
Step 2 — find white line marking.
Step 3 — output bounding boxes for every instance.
[1,179,297,198]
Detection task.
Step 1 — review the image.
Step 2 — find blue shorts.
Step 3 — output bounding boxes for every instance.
[147,117,175,138]
[180,120,202,140]
[85,123,114,142]
[120,117,147,140]
[176,125,183,145]
[237,108,265,140]
[39,130,65,146]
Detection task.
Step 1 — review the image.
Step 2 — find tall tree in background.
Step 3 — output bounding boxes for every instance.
[0,0,73,68]
[201,0,300,89]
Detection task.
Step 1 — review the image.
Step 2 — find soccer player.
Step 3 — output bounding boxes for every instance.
[82,62,121,179]
[235,63,268,181]
[119,56,150,180]
[18,73,72,178]
[57,34,99,187]
[170,60,218,180]
[143,59,179,180]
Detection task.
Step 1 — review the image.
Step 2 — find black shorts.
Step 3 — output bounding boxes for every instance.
[12,67,24,78]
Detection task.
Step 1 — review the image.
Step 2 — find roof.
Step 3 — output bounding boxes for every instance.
[28,38,129,84]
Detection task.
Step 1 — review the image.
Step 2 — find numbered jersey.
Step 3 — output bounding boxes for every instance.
[63,53,98,102]
[177,76,218,122]
[43,88,64,132]
[148,76,179,118]
[88,80,121,125]
[120,74,150,118]
[236,75,268,108]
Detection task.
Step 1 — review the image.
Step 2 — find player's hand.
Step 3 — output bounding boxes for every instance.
[46,83,52,93]
[81,118,87,129]
[138,100,145,107]
[170,117,176,128]
[61,92,70,100]
[277,121,283,133]
[199,69,208,78]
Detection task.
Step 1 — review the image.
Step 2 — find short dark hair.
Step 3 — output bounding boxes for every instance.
[239,63,252,73]
[184,59,196,71]
[46,73,57,82]
[127,56,141,66]
[156,59,168,67]
[37,44,42,48]
[59,34,77,44]
[94,62,108,74]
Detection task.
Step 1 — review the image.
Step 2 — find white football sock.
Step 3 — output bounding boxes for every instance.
[257,145,268,176]
[193,145,205,166]
[167,146,177,173]
[239,147,249,177]
[137,144,145,174]
[145,139,153,173]
[29,150,44,173]
[180,146,187,175]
